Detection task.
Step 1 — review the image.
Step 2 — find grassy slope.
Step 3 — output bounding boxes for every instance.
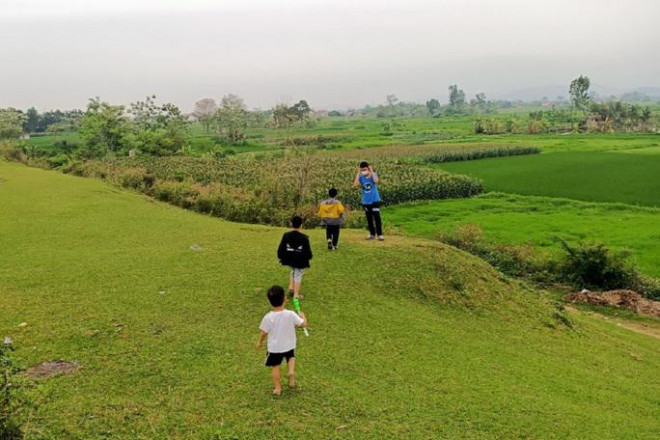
[386,193,660,277]
[433,150,660,206]
[1,161,659,439]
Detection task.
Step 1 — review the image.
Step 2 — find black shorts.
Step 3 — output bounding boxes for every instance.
[265,349,295,367]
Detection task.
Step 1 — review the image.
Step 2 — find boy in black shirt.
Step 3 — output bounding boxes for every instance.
[277,216,313,299]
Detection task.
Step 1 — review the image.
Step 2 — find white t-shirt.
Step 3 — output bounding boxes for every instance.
[259,310,304,353]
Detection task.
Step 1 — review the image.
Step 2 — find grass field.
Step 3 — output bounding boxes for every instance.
[386,193,660,277]
[1,160,659,439]
[433,150,660,206]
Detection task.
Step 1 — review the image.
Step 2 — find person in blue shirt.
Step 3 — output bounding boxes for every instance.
[353,161,384,240]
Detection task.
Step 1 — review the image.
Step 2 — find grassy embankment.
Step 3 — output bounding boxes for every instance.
[1,160,659,438]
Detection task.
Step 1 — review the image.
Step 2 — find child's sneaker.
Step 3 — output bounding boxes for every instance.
[332,246,338,251]
[377,235,385,241]
[327,239,333,250]
[366,235,375,240]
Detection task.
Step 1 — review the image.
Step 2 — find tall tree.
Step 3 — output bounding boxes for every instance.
[192,98,217,133]
[447,85,466,114]
[127,95,189,155]
[78,98,129,157]
[425,98,441,116]
[216,94,248,142]
[25,107,39,133]
[569,75,591,113]
[289,100,311,124]
[272,103,295,129]
[0,108,26,139]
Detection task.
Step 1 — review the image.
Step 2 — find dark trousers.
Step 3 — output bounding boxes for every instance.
[363,203,383,236]
[326,224,340,247]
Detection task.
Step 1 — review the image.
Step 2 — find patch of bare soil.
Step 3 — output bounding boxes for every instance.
[564,289,660,318]
[25,360,80,379]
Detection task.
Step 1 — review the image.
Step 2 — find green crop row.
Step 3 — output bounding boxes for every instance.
[339,144,540,163]
[63,154,483,226]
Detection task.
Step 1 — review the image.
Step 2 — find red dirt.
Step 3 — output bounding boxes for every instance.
[564,289,660,318]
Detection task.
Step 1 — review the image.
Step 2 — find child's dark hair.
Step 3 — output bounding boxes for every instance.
[291,216,303,229]
[359,161,369,168]
[329,188,338,198]
[267,285,285,307]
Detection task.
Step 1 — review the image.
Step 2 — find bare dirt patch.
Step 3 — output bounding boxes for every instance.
[25,360,80,379]
[564,289,660,318]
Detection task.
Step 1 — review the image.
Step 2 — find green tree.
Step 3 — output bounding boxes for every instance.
[0,109,26,139]
[216,94,248,143]
[78,98,129,158]
[127,96,189,155]
[192,98,217,133]
[425,98,441,117]
[272,103,295,129]
[569,75,591,113]
[25,107,39,133]
[289,100,311,124]
[471,93,491,113]
[447,85,466,114]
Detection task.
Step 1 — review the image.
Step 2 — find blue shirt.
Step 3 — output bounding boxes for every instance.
[359,173,381,205]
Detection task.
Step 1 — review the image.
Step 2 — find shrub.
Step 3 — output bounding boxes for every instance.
[436,224,547,278]
[46,154,70,169]
[559,241,637,291]
[474,117,504,135]
[151,180,199,206]
[527,119,549,134]
[636,276,660,301]
[1,341,24,440]
[0,141,26,163]
[118,168,148,189]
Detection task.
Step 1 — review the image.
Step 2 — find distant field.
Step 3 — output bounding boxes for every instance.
[386,193,660,277]
[433,150,660,206]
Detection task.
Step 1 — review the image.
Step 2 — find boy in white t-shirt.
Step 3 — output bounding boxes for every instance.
[257,285,308,396]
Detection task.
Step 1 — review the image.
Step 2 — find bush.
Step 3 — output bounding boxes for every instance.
[46,153,70,169]
[527,119,549,134]
[636,276,660,301]
[118,168,149,189]
[559,241,637,291]
[474,117,504,135]
[0,141,26,163]
[437,224,547,278]
[1,342,24,439]
[151,180,199,206]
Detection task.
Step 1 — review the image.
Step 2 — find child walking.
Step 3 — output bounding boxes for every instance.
[257,285,308,396]
[277,216,313,299]
[318,188,345,250]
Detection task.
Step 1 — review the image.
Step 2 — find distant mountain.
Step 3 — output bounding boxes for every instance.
[494,85,568,102]
[633,86,660,97]
[495,84,660,102]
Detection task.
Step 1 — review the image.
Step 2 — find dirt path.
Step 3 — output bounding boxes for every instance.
[566,306,660,340]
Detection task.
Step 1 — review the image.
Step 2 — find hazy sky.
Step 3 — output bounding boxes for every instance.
[1,0,658,111]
